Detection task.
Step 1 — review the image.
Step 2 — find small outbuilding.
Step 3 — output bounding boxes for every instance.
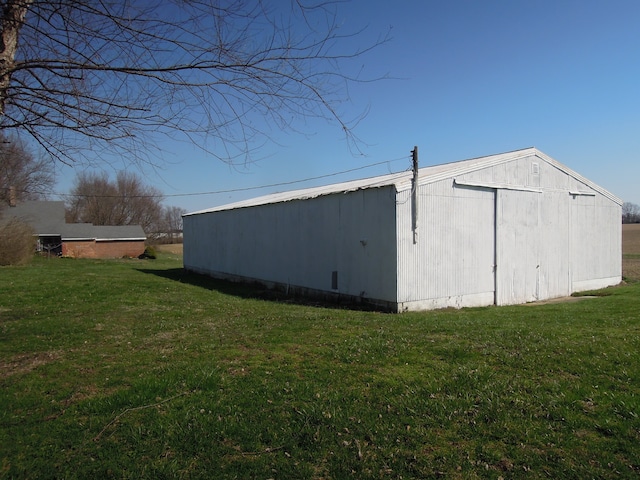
[183,148,622,311]
[2,200,147,259]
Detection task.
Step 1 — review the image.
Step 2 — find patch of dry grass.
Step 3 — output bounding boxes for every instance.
[623,224,640,281]
[154,243,183,255]
[623,257,640,281]
[623,224,640,254]
[0,350,62,378]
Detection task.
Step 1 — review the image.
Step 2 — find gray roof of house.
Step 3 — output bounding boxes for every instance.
[1,200,66,234]
[74,224,146,241]
[1,200,146,240]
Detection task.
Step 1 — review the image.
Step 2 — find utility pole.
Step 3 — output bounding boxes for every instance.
[411,146,418,244]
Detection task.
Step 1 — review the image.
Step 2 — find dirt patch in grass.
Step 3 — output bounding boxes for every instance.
[0,351,62,378]
[526,295,598,306]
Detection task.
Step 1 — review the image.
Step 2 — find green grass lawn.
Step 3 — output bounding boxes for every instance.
[1,254,639,479]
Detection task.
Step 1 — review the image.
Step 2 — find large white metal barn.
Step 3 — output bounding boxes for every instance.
[183,148,622,312]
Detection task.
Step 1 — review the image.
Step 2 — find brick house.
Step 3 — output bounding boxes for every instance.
[2,200,146,259]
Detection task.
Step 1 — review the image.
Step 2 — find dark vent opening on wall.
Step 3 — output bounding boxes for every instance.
[331,271,338,290]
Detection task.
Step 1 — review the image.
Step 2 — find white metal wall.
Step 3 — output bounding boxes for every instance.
[184,151,621,312]
[495,189,541,305]
[395,152,621,311]
[569,192,622,291]
[537,190,571,300]
[183,186,399,304]
[396,179,496,311]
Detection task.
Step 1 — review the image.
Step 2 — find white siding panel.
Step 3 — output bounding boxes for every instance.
[183,186,398,304]
[495,190,540,305]
[537,191,571,299]
[461,153,541,190]
[397,180,495,311]
[570,193,622,291]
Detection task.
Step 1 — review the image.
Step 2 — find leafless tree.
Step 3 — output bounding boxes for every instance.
[622,202,640,224]
[0,133,54,204]
[0,0,387,166]
[65,171,117,225]
[66,171,164,235]
[158,205,187,243]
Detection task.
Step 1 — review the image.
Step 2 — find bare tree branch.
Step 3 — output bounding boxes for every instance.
[0,0,389,166]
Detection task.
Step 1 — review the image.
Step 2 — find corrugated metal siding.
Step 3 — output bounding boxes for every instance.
[570,193,622,291]
[537,190,571,299]
[457,153,621,305]
[183,186,398,304]
[394,153,621,310]
[495,189,540,305]
[396,179,496,310]
[460,152,542,190]
[185,148,622,312]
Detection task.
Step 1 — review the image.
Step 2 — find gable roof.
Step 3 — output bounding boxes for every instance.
[0,200,66,234]
[59,223,146,241]
[186,148,622,216]
[92,225,146,241]
[1,200,147,240]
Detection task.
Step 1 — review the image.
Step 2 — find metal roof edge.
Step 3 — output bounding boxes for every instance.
[394,147,537,191]
[533,150,623,205]
[62,237,95,241]
[95,237,146,242]
[185,171,409,216]
[186,149,540,215]
[396,147,622,205]
[185,147,622,214]
[63,237,146,241]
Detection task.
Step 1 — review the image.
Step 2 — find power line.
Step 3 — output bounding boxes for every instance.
[56,155,410,199]
[164,155,409,198]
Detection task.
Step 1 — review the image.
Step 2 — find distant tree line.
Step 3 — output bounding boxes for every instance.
[623,202,640,224]
[1,134,186,243]
[65,171,186,243]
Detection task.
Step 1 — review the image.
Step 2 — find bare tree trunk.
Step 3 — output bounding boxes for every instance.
[0,0,31,118]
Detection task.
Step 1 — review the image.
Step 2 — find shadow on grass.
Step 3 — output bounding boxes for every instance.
[136,267,384,312]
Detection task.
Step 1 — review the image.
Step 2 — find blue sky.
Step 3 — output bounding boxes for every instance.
[55,0,640,212]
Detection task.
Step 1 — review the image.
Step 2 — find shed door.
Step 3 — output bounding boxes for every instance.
[495,189,540,305]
